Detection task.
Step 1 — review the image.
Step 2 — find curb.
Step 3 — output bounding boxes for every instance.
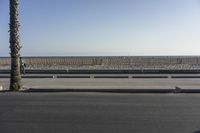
[21,88,200,93]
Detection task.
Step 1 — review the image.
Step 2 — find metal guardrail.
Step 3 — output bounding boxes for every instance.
[1,74,200,79]
[1,69,200,74]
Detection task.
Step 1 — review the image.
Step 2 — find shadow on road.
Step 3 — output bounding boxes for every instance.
[193,130,200,133]
[0,90,12,93]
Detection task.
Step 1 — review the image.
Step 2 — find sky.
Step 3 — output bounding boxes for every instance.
[0,0,200,56]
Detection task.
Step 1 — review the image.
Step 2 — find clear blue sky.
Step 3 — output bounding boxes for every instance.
[0,0,200,56]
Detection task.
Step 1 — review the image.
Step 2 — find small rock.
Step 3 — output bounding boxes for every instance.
[174,86,182,93]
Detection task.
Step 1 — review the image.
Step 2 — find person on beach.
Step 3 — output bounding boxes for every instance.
[20,57,26,74]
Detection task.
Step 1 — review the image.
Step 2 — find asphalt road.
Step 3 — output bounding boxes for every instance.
[0,93,200,133]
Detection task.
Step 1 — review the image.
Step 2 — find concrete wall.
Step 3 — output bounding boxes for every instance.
[0,56,200,70]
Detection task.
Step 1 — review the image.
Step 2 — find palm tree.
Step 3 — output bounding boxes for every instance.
[9,0,22,91]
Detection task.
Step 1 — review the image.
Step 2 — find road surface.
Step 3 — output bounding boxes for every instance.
[0,92,200,133]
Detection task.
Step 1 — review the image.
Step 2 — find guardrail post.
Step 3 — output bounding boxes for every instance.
[53,75,57,79]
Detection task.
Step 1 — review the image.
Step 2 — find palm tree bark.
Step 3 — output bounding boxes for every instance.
[9,0,22,91]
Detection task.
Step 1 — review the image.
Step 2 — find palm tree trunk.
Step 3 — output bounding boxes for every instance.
[9,0,22,91]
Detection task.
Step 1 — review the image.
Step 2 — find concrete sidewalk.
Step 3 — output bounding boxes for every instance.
[0,78,200,93]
